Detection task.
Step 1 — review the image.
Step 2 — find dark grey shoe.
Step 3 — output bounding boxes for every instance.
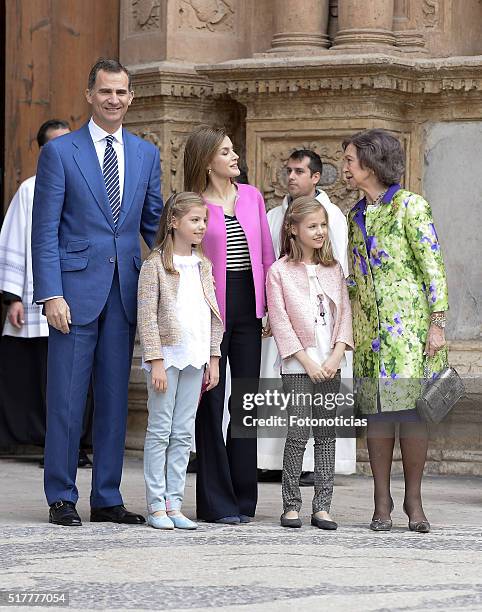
[369,517,393,531]
[403,502,430,533]
[408,520,431,533]
[370,497,394,531]
[280,513,302,528]
[311,515,338,530]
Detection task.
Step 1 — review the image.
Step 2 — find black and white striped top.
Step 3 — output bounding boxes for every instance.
[224,214,252,271]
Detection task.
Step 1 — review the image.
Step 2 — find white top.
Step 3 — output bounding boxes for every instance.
[267,190,349,277]
[281,264,345,375]
[88,117,125,203]
[143,253,211,372]
[0,176,49,338]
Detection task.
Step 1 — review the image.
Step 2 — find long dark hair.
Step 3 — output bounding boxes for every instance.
[183,125,227,193]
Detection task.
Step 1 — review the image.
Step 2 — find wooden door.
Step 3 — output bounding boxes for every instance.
[3,0,119,210]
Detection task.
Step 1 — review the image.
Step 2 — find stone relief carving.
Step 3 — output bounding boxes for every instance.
[260,140,359,214]
[135,129,162,150]
[129,129,164,177]
[422,0,441,28]
[178,0,235,32]
[169,135,187,194]
[208,69,482,97]
[131,0,161,32]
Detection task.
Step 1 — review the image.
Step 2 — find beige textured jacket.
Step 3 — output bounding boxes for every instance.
[137,250,224,363]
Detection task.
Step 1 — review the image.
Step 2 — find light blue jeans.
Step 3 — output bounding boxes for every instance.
[144,365,204,513]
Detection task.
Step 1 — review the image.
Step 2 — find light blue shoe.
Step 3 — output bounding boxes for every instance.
[168,513,198,530]
[147,513,174,530]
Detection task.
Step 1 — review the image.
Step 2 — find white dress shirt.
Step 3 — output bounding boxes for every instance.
[88,117,125,203]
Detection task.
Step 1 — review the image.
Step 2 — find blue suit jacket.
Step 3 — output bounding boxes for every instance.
[32,123,163,325]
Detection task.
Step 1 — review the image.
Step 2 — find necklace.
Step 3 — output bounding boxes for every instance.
[366,189,387,208]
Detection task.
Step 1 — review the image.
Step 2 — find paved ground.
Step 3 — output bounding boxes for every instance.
[0,455,481,612]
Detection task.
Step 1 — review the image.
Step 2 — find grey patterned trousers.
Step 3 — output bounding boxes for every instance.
[281,372,340,514]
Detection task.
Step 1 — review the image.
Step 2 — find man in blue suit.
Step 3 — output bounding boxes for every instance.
[32,59,163,526]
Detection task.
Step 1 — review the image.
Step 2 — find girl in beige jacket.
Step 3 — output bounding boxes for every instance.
[138,192,223,530]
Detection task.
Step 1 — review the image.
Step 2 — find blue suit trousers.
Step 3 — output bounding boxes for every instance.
[44,270,135,507]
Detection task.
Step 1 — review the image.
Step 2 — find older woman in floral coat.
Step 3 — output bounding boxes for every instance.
[343,129,449,534]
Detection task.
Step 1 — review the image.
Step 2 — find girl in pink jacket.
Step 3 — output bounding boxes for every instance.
[266,196,353,530]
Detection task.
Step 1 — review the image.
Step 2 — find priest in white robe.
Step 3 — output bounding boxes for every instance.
[258,149,356,481]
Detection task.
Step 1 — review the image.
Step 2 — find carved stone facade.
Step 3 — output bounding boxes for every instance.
[130,0,161,33]
[177,0,236,33]
[120,0,482,472]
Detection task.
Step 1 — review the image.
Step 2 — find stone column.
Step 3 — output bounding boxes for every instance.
[332,0,397,51]
[269,0,330,54]
[328,0,340,45]
[392,0,427,54]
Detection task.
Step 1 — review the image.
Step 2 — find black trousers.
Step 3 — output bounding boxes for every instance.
[0,335,93,448]
[195,270,261,521]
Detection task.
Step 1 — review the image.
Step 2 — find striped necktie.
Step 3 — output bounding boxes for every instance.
[103,134,121,225]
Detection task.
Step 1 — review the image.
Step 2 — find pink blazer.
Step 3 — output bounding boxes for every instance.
[202,184,275,325]
[266,256,354,359]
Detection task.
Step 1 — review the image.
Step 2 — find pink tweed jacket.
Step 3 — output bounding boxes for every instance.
[266,256,354,360]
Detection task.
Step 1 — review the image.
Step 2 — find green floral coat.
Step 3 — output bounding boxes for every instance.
[347,184,449,414]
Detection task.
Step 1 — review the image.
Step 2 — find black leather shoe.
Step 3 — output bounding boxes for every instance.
[49,501,82,526]
[311,514,338,530]
[78,449,93,468]
[257,469,282,483]
[299,471,315,487]
[90,505,145,524]
[186,453,197,473]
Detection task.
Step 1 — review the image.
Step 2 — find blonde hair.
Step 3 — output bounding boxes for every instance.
[183,125,227,193]
[150,192,207,273]
[280,196,336,266]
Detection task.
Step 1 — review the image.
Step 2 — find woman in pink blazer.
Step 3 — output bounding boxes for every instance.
[184,126,275,524]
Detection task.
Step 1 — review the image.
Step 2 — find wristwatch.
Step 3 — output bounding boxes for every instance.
[430,313,446,329]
